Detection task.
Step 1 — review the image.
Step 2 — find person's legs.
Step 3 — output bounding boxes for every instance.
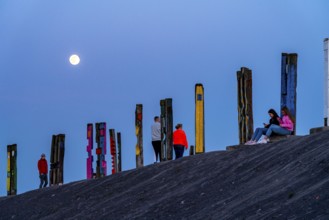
[178,146,184,158]
[174,145,179,159]
[155,141,162,162]
[266,124,291,137]
[251,128,261,141]
[254,128,268,141]
[43,174,48,188]
[39,175,44,189]
[152,141,159,161]
[174,145,184,159]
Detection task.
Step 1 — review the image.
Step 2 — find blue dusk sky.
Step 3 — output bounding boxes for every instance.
[0,1,328,195]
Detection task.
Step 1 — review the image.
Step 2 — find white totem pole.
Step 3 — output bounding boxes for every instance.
[324,38,329,126]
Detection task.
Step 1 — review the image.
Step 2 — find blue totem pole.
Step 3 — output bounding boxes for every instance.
[324,39,329,126]
[281,53,298,132]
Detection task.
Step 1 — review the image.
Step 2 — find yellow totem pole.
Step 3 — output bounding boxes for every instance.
[195,84,205,154]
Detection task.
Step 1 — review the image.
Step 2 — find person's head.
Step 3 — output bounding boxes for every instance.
[175,123,183,130]
[281,106,295,123]
[154,116,159,122]
[268,109,279,118]
[41,153,46,159]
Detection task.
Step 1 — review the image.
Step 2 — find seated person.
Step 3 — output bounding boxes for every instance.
[245,109,280,145]
[259,106,295,144]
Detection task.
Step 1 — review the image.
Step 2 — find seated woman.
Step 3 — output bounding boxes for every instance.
[245,109,280,145]
[258,106,295,144]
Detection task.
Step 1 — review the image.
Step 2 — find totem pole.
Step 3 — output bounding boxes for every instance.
[109,129,118,174]
[237,67,254,144]
[7,144,17,196]
[50,134,65,185]
[189,145,195,156]
[160,98,173,161]
[95,122,107,178]
[117,132,122,172]
[86,124,93,179]
[324,38,329,126]
[195,83,205,153]
[281,53,298,132]
[135,104,143,168]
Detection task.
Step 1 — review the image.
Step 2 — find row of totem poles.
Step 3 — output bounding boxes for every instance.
[5,85,205,196]
[86,123,122,179]
[5,38,329,196]
[135,84,206,167]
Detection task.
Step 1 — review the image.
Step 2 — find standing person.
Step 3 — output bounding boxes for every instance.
[173,123,188,159]
[259,106,295,144]
[38,153,48,188]
[151,116,161,162]
[245,109,281,145]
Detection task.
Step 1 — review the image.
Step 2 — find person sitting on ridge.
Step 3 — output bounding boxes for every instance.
[245,108,281,145]
[258,106,295,144]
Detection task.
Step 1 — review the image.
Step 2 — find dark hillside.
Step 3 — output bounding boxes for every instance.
[1,130,329,219]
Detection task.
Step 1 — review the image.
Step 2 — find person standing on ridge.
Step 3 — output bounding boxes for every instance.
[173,123,188,159]
[38,153,48,188]
[151,116,162,162]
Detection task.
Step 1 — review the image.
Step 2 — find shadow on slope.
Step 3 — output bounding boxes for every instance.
[1,130,329,219]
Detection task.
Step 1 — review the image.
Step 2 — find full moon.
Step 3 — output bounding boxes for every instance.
[69,54,80,65]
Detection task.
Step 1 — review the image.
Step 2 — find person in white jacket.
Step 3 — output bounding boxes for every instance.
[151,116,161,162]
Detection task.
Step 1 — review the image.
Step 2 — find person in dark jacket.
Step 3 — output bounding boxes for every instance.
[173,123,188,159]
[245,109,281,145]
[38,153,48,188]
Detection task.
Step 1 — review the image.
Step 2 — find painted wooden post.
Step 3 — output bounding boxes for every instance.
[324,39,329,126]
[117,132,122,172]
[95,123,107,178]
[160,100,166,161]
[237,67,254,144]
[160,98,173,161]
[50,134,65,185]
[7,144,17,196]
[135,104,143,168]
[195,83,205,153]
[109,129,118,174]
[281,53,298,132]
[86,124,93,179]
[189,145,195,156]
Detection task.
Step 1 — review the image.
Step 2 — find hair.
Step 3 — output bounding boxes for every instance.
[175,123,183,129]
[268,109,279,119]
[154,116,159,121]
[281,106,295,124]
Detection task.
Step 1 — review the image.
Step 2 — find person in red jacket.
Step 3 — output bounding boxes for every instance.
[173,123,188,159]
[38,153,48,188]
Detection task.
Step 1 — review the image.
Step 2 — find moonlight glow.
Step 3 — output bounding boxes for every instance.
[69,54,80,65]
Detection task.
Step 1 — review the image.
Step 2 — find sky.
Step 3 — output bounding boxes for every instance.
[0,0,328,196]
